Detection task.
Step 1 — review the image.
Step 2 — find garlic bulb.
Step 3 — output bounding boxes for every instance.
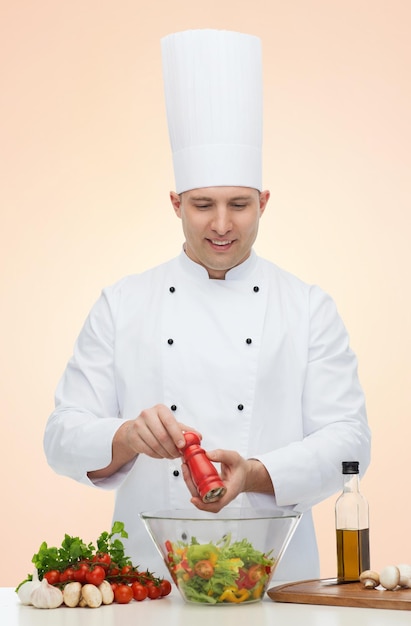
[30,578,64,609]
[17,570,41,605]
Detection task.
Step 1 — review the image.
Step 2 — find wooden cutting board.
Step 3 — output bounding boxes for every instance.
[267,578,411,610]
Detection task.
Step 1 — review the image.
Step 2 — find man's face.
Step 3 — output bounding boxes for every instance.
[170,186,270,279]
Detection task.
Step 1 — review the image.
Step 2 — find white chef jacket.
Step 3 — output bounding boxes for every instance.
[44,250,370,581]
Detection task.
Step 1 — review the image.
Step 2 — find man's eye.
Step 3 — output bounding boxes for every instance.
[195,204,211,209]
[232,203,247,209]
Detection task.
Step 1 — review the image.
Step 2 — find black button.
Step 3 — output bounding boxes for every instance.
[181,532,188,540]
[171,405,177,411]
[173,470,180,477]
[246,338,252,344]
[253,286,259,292]
[169,286,175,293]
[237,404,244,411]
[167,338,174,345]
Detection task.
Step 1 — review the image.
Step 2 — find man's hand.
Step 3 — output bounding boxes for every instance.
[88,404,200,480]
[181,449,274,513]
[121,404,197,459]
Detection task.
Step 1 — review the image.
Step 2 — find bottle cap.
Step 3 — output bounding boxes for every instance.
[342,461,359,474]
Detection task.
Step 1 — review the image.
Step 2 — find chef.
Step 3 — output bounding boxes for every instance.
[44,29,371,581]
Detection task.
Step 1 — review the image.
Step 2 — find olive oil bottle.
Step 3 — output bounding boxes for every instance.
[335,461,370,582]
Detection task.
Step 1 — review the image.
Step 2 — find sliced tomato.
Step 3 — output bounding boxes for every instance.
[247,564,266,583]
[193,560,214,580]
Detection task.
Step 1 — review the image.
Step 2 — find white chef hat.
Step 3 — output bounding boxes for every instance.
[161,29,263,193]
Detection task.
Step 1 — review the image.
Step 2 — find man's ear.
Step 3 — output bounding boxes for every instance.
[170,191,182,218]
[259,189,270,216]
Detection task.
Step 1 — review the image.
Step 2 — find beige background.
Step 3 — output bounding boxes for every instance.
[1,0,410,587]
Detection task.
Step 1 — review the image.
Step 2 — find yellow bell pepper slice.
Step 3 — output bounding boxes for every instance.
[219,587,250,603]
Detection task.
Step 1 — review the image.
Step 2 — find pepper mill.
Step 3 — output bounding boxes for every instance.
[182,432,226,503]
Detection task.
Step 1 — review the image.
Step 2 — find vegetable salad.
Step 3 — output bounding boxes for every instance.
[165,534,274,604]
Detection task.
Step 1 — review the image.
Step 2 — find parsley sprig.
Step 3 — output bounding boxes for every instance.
[30,521,130,581]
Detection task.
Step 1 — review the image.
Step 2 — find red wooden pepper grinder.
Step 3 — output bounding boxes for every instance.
[182,432,227,503]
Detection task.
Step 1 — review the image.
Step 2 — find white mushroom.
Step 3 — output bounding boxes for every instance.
[397,564,411,588]
[79,584,102,608]
[98,580,114,605]
[63,582,82,607]
[379,565,400,590]
[359,570,380,589]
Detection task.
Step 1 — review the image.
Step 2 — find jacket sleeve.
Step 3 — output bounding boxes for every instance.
[43,286,135,489]
[253,285,371,512]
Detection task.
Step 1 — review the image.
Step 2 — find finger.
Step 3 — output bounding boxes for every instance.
[181,463,198,497]
[190,494,226,513]
[131,407,182,458]
[127,418,168,458]
[178,424,203,442]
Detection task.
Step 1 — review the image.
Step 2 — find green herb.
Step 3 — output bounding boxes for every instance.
[29,522,130,581]
[96,521,129,567]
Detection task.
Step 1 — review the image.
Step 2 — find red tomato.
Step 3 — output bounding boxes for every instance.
[131,581,148,601]
[109,564,120,577]
[193,560,214,580]
[43,570,60,585]
[114,584,134,604]
[60,567,76,583]
[92,552,111,570]
[247,564,266,583]
[73,563,89,583]
[146,582,162,599]
[159,579,172,597]
[119,564,138,581]
[136,571,151,585]
[85,565,106,586]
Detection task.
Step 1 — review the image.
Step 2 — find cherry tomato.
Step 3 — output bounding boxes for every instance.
[159,579,172,597]
[114,584,134,604]
[131,581,148,601]
[146,582,162,599]
[108,564,120,577]
[194,560,214,580]
[60,567,76,583]
[85,565,106,586]
[43,570,60,585]
[92,552,111,570]
[73,563,89,583]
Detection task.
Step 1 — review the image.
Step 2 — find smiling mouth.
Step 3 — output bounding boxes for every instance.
[209,239,233,246]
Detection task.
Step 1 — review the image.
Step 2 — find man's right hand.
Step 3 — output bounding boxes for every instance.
[87,404,200,480]
[121,404,199,459]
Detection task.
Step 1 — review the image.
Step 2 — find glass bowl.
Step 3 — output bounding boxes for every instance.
[140,508,301,605]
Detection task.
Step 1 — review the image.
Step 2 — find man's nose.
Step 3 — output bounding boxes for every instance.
[211,208,232,235]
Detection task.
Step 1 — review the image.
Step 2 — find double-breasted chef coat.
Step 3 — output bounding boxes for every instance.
[44,250,371,581]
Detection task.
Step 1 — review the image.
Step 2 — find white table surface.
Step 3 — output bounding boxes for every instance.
[2,586,410,626]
